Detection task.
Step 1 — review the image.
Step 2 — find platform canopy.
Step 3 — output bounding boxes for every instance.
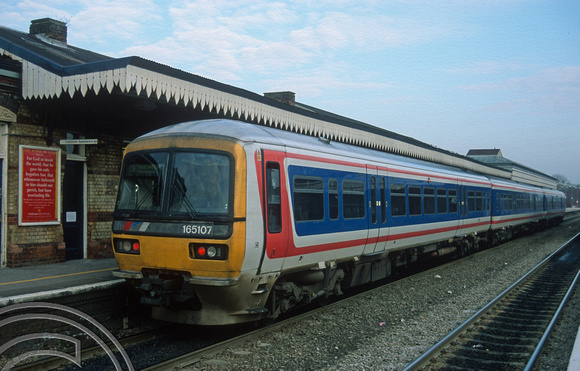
[0,20,514,180]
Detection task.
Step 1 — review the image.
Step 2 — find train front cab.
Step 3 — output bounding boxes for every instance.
[111,134,270,325]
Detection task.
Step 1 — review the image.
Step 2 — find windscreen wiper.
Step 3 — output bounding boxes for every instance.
[171,182,199,220]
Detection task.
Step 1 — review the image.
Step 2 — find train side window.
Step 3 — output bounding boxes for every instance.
[527,195,531,209]
[380,178,386,223]
[266,163,282,233]
[409,186,422,215]
[437,188,447,214]
[467,190,475,212]
[391,184,406,216]
[329,178,339,220]
[449,189,458,213]
[501,193,508,211]
[476,191,483,211]
[293,176,324,222]
[424,187,435,214]
[343,179,365,219]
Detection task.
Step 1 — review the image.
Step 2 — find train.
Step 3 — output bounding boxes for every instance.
[111,119,565,325]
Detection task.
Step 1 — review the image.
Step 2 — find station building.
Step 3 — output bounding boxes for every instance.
[0,18,557,267]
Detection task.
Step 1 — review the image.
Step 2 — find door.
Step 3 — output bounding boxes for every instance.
[62,161,84,260]
[257,149,289,274]
[457,184,468,236]
[364,165,380,254]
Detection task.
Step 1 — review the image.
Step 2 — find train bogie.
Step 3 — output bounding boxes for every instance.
[149,270,278,326]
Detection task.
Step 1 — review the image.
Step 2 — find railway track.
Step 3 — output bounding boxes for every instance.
[136,247,504,370]
[5,223,577,370]
[404,233,580,371]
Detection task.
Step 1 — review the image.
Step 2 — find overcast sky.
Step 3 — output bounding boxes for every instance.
[2,0,579,183]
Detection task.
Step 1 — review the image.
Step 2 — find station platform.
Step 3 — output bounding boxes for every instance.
[0,258,124,307]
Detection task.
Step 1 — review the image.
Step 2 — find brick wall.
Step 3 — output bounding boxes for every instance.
[85,133,124,259]
[5,110,66,266]
[5,103,124,266]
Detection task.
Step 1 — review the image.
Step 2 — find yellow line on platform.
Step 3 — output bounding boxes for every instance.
[0,267,117,286]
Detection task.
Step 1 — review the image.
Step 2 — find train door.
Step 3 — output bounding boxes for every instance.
[257,149,289,274]
[374,175,388,253]
[457,183,468,236]
[364,165,380,254]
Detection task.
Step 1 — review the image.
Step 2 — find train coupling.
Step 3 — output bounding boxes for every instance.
[137,272,199,309]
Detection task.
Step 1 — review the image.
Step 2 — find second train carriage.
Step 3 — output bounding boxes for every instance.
[489,178,566,244]
[111,119,565,325]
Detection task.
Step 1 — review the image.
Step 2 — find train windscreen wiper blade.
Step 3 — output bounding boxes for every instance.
[171,182,199,220]
[129,184,153,217]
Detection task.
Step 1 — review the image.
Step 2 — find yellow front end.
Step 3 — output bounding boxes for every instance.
[112,135,267,325]
[114,222,246,279]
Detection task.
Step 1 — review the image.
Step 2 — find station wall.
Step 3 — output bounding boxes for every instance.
[2,102,122,267]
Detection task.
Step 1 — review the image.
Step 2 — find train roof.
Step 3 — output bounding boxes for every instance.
[138,119,492,182]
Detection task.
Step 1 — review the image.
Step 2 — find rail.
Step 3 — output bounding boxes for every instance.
[404,233,580,370]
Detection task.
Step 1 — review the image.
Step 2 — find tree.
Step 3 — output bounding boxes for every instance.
[553,174,569,186]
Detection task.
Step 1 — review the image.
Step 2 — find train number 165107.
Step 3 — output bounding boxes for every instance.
[182,224,213,236]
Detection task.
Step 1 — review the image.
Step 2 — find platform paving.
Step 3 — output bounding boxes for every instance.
[0,258,123,307]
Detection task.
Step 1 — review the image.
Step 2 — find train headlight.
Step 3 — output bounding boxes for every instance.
[206,246,217,258]
[190,243,228,260]
[114,238,140,254]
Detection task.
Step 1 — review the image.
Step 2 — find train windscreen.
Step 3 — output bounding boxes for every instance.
[115,151,232,219]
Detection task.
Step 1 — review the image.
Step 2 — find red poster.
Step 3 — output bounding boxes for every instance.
[19,146,61,225]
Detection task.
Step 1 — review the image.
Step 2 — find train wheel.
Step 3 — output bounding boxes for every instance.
[317,294,329,307]
[457,241,469,258]
[260,313,276,326]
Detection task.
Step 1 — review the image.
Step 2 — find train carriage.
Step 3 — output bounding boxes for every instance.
[490,178,565,243]
[112,119,564,325]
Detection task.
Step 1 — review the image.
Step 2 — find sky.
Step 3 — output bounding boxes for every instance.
[2,0,580,184]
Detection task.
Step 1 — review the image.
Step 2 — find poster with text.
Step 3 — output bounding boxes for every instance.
[19,146,61,225]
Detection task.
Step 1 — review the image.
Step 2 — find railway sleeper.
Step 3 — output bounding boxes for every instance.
[464,338,537,351]
[469,333,538,346]
[447,353,529,367]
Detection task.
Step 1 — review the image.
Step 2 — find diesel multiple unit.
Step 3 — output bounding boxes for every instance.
[112,119,565,325]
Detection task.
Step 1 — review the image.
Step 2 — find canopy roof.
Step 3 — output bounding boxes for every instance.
[0,22,516,181]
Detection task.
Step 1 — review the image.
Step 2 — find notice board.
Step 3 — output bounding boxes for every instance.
[19,146,61,225]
